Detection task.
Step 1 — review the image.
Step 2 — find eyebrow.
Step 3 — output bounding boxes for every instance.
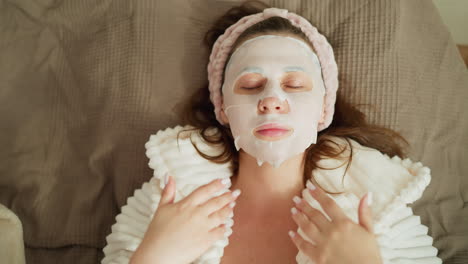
[283,66,306,72]
[237,65,307,76]
[237,66,264,76]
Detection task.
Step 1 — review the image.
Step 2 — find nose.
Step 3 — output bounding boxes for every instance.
[258,97,289,114]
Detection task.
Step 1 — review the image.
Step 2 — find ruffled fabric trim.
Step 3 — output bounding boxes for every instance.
[102,125,234,264]
[101,125,441,264]
[296,204,441,264]
[305,137,432,229]
[377,206,442,264]
[373,155,431,233]
[102,176,161,264]
[293,137,440,263]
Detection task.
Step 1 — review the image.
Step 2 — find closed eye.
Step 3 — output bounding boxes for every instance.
[242,85,303,89]
[241,86,262,89]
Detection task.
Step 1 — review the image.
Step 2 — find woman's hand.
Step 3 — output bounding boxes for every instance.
[289,180,383,264]
[130,175,240,264]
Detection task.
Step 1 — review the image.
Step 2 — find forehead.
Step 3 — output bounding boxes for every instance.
[225,35,318,75]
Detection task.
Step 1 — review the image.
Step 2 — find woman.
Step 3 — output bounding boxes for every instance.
[102,1,441,263]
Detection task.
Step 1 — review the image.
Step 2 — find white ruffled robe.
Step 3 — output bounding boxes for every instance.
[101,125,442,264]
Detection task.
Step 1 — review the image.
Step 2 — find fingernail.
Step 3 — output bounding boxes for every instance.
[221,178,230,185]
[232,189,241,197]
[292,196,301,204]
[164,173,169,184]
[228,211,234,218]
[306,181,316,190]
[288,230,295,238]
[367,192,373,206]
[229,201,236,208]
[290,207,298,215]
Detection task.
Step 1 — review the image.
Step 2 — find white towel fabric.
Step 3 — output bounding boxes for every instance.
[101,125,442,264]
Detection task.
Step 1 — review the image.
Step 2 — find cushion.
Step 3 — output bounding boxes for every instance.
[0,203,26,264]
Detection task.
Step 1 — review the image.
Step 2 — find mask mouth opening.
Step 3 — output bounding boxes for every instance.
[252,123,294,141]
[254,122,292,132]
[253,129,294,141]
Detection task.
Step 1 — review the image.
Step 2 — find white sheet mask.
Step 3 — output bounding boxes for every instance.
[222,35,326,168]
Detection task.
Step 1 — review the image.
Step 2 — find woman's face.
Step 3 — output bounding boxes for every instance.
[221,34,325,168]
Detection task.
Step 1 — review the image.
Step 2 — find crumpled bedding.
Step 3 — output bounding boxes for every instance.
[0,0,467,263]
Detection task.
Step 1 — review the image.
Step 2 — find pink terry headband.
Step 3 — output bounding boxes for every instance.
[207,7,338,132]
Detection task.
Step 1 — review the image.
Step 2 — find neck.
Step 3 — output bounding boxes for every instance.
[230,150,306,217]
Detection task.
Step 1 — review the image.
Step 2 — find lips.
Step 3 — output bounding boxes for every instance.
[254,123,293,139]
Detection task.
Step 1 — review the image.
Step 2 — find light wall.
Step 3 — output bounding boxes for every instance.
[432,0,468,45]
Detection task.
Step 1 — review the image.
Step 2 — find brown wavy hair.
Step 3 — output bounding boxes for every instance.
[180,0,410,193]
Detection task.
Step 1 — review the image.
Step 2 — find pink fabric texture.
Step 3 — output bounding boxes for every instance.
[207,7,339,131]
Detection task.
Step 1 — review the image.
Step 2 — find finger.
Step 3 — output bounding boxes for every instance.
[358,192,374,233]
[293,196,330,233]
[185,178,229,206]
[306,180,347,221]
[208,224,230,243]
[291,207,323,244]
[207,199,236,228]
[288,230,318,261]
[158,174,176,206]
[201,189,241,216]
